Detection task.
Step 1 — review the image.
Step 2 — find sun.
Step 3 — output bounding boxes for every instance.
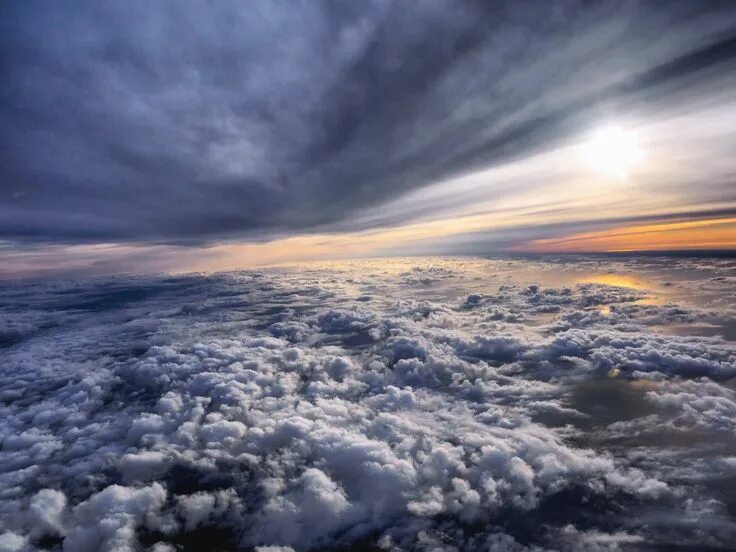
[579,124,644,180]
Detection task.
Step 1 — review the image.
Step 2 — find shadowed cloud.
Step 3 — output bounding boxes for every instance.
[2,1,736,254]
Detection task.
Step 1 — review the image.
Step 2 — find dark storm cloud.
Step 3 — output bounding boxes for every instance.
[1,1,735,244]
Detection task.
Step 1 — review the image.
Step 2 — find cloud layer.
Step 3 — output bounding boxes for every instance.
[2,1,736,247]
[1,255,735,550]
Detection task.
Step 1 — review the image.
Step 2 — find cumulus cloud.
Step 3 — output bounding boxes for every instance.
[0,256,734,550]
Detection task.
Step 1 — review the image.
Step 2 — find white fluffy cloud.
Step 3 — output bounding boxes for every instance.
[0,256,734,550]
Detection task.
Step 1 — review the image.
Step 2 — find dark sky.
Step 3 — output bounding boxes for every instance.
[1,1,736,268]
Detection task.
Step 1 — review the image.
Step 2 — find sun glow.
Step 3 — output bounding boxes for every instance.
[579,124,644,180]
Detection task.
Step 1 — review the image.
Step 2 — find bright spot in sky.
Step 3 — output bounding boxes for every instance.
[579,124,644,180]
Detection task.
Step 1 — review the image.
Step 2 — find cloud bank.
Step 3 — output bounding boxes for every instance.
[1,256,735,550]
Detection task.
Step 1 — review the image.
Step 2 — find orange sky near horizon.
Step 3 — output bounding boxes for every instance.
[517,216,736,253]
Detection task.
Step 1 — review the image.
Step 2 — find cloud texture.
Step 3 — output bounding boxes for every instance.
[1,255,735,550]
[2,1,736,247]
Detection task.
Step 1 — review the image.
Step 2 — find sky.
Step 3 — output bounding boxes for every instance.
[2,1,736,277]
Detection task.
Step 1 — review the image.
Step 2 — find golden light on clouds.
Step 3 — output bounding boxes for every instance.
[576,273,650,290]
[520,216,736,253]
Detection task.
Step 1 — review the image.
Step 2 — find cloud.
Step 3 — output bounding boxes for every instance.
[0,256,735,549]
[63,484,168,552]
[2,2,736,250]
[0,532,28,552]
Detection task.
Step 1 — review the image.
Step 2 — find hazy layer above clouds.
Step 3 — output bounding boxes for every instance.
[2,1,736,264]
[1,255,735,550]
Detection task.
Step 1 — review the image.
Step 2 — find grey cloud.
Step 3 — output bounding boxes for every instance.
[2,2,736,245]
